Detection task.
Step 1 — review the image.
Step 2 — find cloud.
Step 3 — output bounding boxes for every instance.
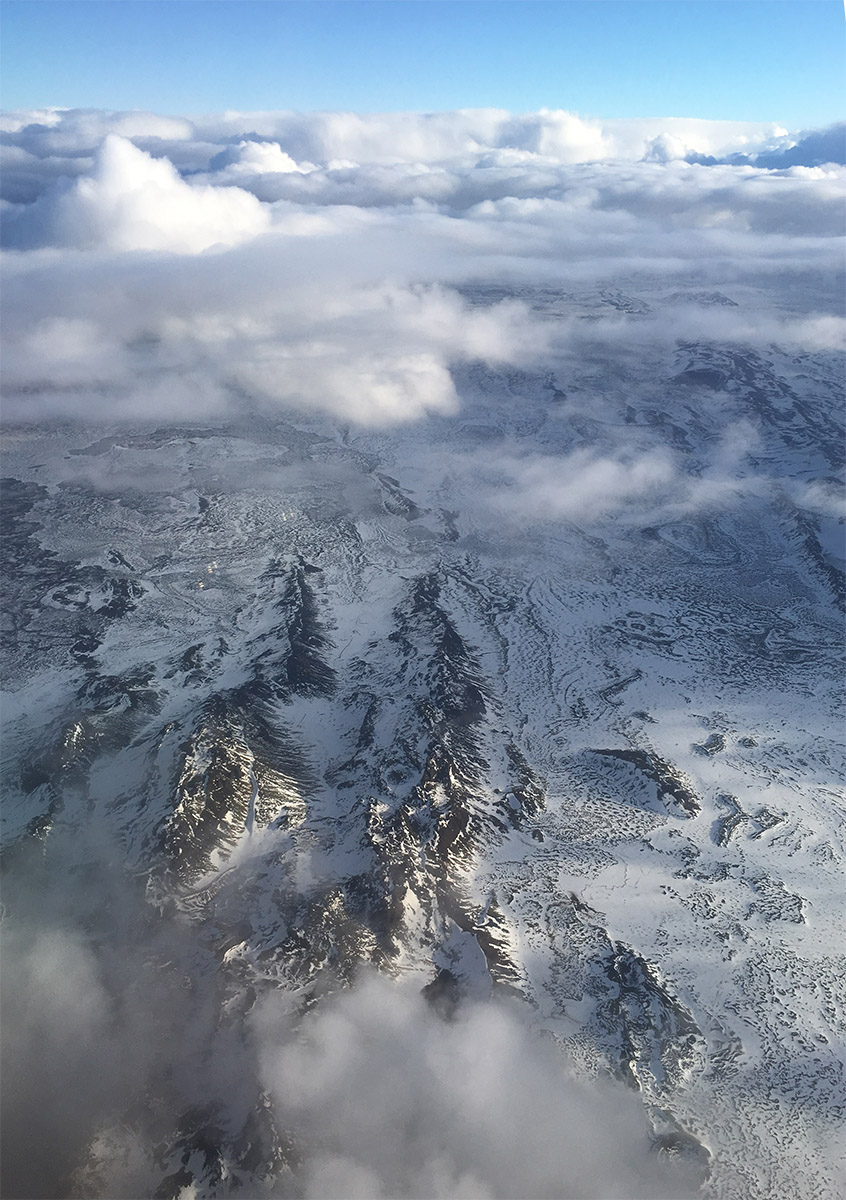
[1,246,550,423]
[208,138,314,181]
[2,923,117,1199]
[240,346,460,425]
[687,122,846,169]
[1,110,842,434]
[253,973,698,1200]
[1,107,820,210]
[446,423,776,538]
[0,143,94,205]
[0,835,200,1200]
[4,134,269,253]
[181,108,793,168]
[0,828,700,1200]
[1,183,554,424]
[191,107,609,166]
[485,448,678,523]
[219,280,549,427]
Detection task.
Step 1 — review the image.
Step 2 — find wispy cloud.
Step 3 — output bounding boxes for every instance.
[253,973,700,1200]
[1,834,699,1200]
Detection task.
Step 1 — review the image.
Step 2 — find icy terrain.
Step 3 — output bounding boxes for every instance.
[1,109,845,1200]
[3,301,844,1197]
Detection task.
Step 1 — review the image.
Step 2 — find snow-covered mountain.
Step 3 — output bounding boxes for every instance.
[3,286,844,1198]
[1,111,845,1200]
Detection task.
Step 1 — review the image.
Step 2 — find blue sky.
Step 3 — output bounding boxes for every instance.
[1,1,843,127]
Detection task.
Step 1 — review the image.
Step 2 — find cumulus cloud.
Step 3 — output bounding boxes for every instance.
[208,137,313,180]
[0,245,550,424]
[0,107,817,208]
[241,347,460,425]
[1,925,115,1198]
[688,122,846,169]
[165,108,793,168]
[0,835,212,1200]
[446,422,776,537]
[4,134,269,252]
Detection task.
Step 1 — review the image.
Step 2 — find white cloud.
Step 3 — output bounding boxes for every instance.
[253,973,699,1200]
[1,111,842,432]
[12,315,126,387]
[1,107,194,150]
[208,137,312,181]
[0,107,66,133]
[239,348,459,425]
[496,107,613,162]
[489,448,678,523]
[5,134,269,253]
[1,822,703,1200]
[185,108,787,168]
[194,281,550,424]
[0,214,551,424]
[641,133,691,163]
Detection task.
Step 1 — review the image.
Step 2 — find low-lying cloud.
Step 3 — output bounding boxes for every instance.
[1,111,843,428]
[486,448,678,522]
[1,834,699,1200]
[1,252,551,424]
[253,974,699,1200]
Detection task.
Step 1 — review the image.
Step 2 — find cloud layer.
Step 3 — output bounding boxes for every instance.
[1,109,843,429]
